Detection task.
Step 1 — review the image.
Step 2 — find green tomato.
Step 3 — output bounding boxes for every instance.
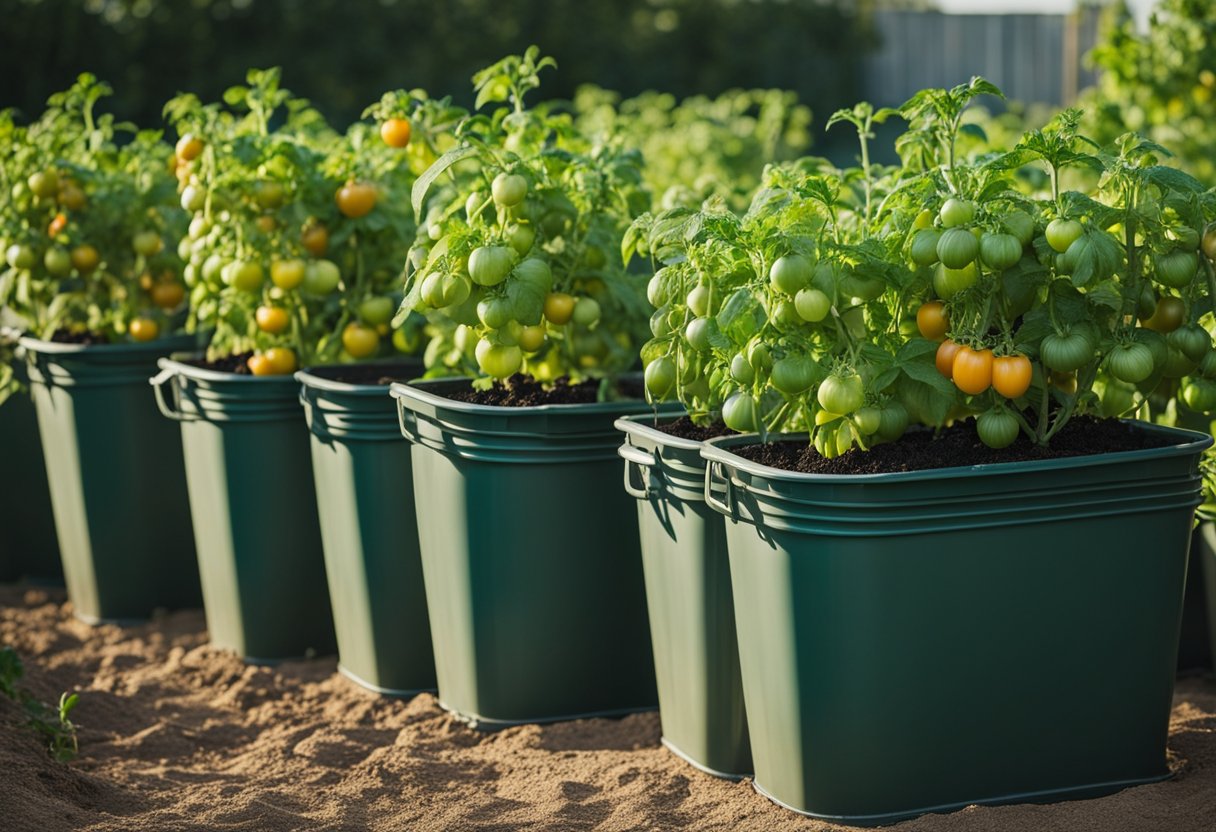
[303,259,341,295]
[1002,210,1036,246]
[722,392,758,432]
[976,408,1020,449]
[687,285,711,317]
[7,244,36,270]
[647,275,667,308]
[477,297,514,330]
[28,170,58,199]
[794,288,831,323]
[1154,249,1200,289]
[477,342,522,378]
[513,258,553,292]
[465,191,486,222]
[650,306,675,338]
[1040,331,1093,373]
[730,353,755,385]
[1045,218,1083,253]
[853,406,882,436]
[748,341,773,371]
[44,247,71,276]
[1162,347,1199,379]
[817,373,864,415]
[769,254,814,295]
[909,229,941,267]
[771,356,816,395]
[1168,324,1211,364]
[877,401,910,441]
[979,233,1022,271]
[839,270,885,302]
[469,245,516,287]
[936,227,980,269]
[572,297,601,326]
[228,261,264,292]
[505,223,536,255]
[644,356,677,400]
[180,185,206,212]
[358,296,395,326]
[685,317,712,351]
[492,173,528,207]
[939,198,975,228]
[933,261,978,299]
[1134,327,1169,369]
[1106,342,1156,384]
[1182,378,1216,413]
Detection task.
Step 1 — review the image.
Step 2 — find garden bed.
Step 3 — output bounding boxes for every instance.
[1,585,1213,832]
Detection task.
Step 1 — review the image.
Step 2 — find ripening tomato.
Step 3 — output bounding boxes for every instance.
[543,292,576,325]
[133,230,163,257]
[952,346,994,395]
[28,170,59,199]
[917,301,949,341]
[175,134,203,162]
[70,244,100,274]
[381,117,412,148]
[518,325,546,353]
[991,354,1032,398]
[271,259,306,290]
[129,317,159,342]
[1143,296,1186,333]
[301,223,329,257]
[48,212,68,237]
[58,183,86,211]
[255,306,290,334]
[478,342,523,378]
[151,281,185,310]
[263,348,298,375]
[936,339,963,378]
[342,323,380,359]
[1203,222,1216,261]
[336,181,377,218]
[228,261,264,292]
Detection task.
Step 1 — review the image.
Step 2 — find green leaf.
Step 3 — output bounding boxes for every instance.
[717,289,764,345]
[411,144,478,223]
[1144,165,1205,195]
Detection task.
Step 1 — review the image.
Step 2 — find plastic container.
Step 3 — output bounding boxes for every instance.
[391,377,664,727]
[151,356,334,661]
[1195,522,1216,672]
[0,360,61,583]
[616,413,751,778]
[297,363,436,695]
[700,423,1211,825]
[20,336,201,620]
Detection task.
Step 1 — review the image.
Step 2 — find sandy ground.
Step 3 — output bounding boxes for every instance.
[1,584,1214,832]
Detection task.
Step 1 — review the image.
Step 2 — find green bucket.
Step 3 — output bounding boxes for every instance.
[151,356,335,662]
[701,422,1211,825]
[616,413,751,778]
[1196,522,1216,672]
[0,360,61,583]
[20,336,201,621]
[297,363,436,695]
[391,377,664,727]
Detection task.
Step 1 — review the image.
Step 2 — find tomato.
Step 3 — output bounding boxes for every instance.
[253,180,285,210]
[58,183,86,211]
[939,198,975,228]
[878,401,910,441]
[1200,349,1216,379]
[359,296,395,326]
[303,259,341,295]
[175,134,203,162]
[1045,218,1083,253]
[540,292,574,325]
[336,181,377,218]
[47,212,68,237]
[264,348,298,375]
[43,247,71,276]
[477,342,522,378]
[271,259,306,290]
[1203,222,1216,261]
[977,408,1020,449]
[1182,379,1216,413]
[791,287,830,323]
[769,254,814,295]
[227,261,263,292]
[772,356,816,395]
[683,317,712,351]
[380,117,412,148]
[747,341,773,372]
[722,393,758,432]
[936,227,979,269]
[70,244,100,274]
[645,356,677,399]
[817,373,864,415]
[180,185,205,212]
[1040,331,1093,373]
[505,223,536,255]
[248,354,273,376]
[1106,342,1155,383]
[840,269,885,302]
[1162,347,1198,379]
[916,301,949,341]
[730,353,755,384]
[342,323,380,359]
[518,325,546,353]
[28,170,59,199]
[1096,378,1136,418]
[1134,328,1169,369]
[513,258,553,292]
[392,325,422,354]
[1002,211,1036,246]
[1169,324,1212,363]
[979,233,1022,271]
[933,261,977,299]
[255,306,290,334]
[492,173,528,207]
[991,354,1032,398]
[853,406,882,436]
[1154,250,1200,288]
[133,230,162,257]
[301,223,329,257]
[573,297,601,326]
[151,281,185,310]
[952,346,994,395]
[129,317,159,342]
[468,246,515,287]
[687,285,711,317]
[910,229,941,266]
[6,244,34,270]
[935,339,963,378]
[1143,296,1186,333]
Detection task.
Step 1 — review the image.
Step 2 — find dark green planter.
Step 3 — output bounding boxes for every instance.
[1195,522,1216,672]
[297,363,436,695]
[701,422,1211,826]
[152,357,335,662]
[391,377,664,727]
[1178,523,1214,672]
[20,336,201,621]
[0,360,61,583]
[616,414,750,778]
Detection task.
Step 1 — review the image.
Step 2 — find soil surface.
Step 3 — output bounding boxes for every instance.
[186,352,254,375]
[447,375,616,407]
[654,416,731,442]
[307,364,422,387]
[2,584,1214,832]
[49,330,111,346]
[737,416,1174,475]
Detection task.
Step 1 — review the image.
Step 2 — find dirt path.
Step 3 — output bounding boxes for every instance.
[1,585,1213,832]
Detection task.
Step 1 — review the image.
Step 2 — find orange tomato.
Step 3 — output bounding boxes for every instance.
[935,339,963,379]
[342,323,380,358]
[70,244,100,273]
[151,281,185,310]
[47,212,68,237]
[953,346,994,395]
[129,317,159,342]
[543,292,576,325]
[380,118,412,148]
[176,133,204,162]
[301,223,329,257]
[256,215,277,233]
[264,348,298,375]
[916,301,949,341]
[255,306,290,334]
[335,181,377,218]
[992,354,1033,398]
[247,354,274,376]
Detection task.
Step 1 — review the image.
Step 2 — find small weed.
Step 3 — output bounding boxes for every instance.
[0,646,80,761]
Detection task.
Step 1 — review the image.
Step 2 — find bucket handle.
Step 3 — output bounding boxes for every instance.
[149,367,191,422]
[704,459,736,519]
[396,395,423,444]
[618,443,657,499]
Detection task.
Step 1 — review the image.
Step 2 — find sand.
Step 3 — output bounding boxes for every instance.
[1,584,1214,832]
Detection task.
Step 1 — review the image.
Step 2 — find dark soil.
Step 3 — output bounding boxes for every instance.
[655,416,732,442]
[49,330,110,346]
[735,416,1174,475]
[186,352,254,375]
[446,374,628,407]
[311,363,421,386]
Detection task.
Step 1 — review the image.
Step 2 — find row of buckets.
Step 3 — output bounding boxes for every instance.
[2,334,1215,825]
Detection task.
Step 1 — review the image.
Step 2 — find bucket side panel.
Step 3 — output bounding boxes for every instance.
[0,391,61,581]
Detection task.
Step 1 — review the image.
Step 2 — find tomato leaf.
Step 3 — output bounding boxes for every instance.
[717,288,765,345]
[411,144,478,223]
